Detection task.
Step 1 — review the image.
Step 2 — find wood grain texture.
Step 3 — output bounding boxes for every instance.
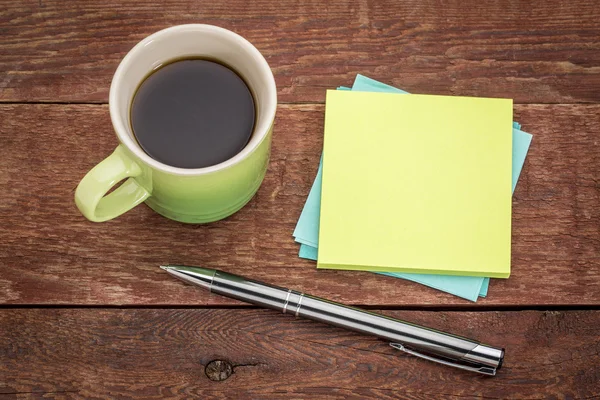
[1,308,599,399]
[2,1,599,396]
[0,104,598,306]
[2,0,600,104]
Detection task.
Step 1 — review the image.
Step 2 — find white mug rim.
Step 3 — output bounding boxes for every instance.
[108,24,277,176]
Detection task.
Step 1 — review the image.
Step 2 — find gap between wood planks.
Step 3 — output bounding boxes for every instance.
[2,304,600,311]
[0,100,597,105]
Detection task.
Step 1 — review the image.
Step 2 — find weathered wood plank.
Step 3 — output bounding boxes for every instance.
[1,308,599,399]
[1,0,600,103]
[0,103,598,306]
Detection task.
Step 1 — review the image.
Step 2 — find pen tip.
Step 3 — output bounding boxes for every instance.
[159,265,171,271]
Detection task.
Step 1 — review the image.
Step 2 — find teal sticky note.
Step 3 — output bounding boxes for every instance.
[299,243,318,259]
[299,242,487,301]
[292,159,323,247]
[293,75,532,301]
[351,74,409,94]
[479,278,490,297]
[299,243,484,300]
[512,127,533,192]
[353,74,532,297]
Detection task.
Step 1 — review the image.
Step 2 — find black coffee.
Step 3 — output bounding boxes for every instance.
[130,58,255,169]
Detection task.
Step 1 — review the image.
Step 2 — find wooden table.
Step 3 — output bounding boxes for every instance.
[1,0,599,398]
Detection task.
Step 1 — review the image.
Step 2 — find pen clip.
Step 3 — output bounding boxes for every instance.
[390,343,497,376]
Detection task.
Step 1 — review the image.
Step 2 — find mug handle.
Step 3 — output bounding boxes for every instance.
[75,145,150,222]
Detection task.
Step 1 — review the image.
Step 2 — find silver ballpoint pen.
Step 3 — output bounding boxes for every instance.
[161,265,505,376]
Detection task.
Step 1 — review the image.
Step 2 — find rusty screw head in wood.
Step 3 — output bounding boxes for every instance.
[205,360,233,381]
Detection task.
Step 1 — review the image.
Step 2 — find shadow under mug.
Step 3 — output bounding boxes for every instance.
[75,25,277,223]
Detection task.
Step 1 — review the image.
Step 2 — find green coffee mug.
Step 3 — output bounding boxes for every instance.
[75,25,277,223]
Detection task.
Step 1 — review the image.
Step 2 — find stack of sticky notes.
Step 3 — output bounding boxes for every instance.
[293,75,533,301]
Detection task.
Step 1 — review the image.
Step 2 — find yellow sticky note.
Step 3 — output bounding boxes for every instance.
[317,91,513,278]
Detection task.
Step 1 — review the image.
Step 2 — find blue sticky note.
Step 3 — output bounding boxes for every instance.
[351,74,409,94]
[299,242,486,300]
[479,278,490,297]
[299,244,318,259]
[512,126,533,192]
[292,158,323,248]
[294,75,532,301]
[351,74,532,298]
